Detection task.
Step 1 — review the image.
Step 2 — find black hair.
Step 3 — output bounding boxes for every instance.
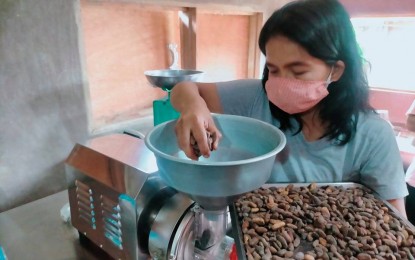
[258,0,373,145]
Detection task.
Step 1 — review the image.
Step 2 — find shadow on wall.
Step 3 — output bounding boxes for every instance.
[0,84,89,212]
[0,0,89,212]
[0,163,67,211]
[0,0,14,32]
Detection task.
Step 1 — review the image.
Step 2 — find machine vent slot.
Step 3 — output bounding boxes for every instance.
[75,180,96,230]
[100,194,123,249]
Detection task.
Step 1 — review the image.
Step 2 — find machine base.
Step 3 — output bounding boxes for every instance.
[78,231,115,260]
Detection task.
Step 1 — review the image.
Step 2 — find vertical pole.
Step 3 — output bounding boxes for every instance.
[247,12,263,78]
[179,8,197,70]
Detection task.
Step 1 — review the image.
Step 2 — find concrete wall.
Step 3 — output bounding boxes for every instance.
[0,0,89,212]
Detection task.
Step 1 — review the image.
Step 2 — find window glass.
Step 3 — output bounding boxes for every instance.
[352,17,415,92]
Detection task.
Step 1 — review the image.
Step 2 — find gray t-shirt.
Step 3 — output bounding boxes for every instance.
[217,79,408,200]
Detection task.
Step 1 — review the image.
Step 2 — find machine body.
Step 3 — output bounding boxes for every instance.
[65,134,194,260]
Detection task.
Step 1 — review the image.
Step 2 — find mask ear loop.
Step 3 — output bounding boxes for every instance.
[326,66,334,86]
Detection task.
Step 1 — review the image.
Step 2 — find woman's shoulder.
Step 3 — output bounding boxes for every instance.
[216,79,266,105]
[216,79,268,117]
[355,111,395,138]
[216,79,262,89]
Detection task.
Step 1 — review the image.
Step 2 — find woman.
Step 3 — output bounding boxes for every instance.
[406,100,415,223]
[170,0,408,216]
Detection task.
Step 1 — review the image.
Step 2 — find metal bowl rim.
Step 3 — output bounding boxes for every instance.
[144,114,287,166]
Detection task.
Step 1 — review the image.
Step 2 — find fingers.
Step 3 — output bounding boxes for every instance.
[175,113,222,160]
[206,120,222,151]
[191,132,214,157]
[191,127,210,158]
[175,119,199,160]
[189,119,222,158]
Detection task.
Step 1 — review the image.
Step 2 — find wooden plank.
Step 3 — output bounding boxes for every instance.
[85,0,185,11]
[180,7,197,69]
[247,13,264,78]
[88,0,271,13]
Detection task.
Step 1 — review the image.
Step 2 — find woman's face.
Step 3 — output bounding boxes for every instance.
[265,35,332,81]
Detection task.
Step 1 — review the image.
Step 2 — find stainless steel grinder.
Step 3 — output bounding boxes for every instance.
[65,133,196,259]
[65,114,286,259]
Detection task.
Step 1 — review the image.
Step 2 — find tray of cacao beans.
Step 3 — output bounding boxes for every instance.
[230,182,415,260]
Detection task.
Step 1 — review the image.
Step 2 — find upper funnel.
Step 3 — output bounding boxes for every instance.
[144,69,203,91]
[145,114,286,210]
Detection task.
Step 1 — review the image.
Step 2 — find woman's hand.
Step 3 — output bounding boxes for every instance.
[175,103,222,160]
[170,81,223,160]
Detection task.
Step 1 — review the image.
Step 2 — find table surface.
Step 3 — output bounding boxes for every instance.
[0,190,112,260]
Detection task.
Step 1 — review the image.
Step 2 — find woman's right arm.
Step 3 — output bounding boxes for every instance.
[170,81,223,160]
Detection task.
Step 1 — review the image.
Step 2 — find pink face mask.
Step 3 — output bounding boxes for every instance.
[265,68,333,114]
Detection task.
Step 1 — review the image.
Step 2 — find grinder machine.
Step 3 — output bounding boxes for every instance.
[65,114,286,259]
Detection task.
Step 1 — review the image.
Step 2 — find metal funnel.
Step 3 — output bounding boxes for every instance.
[145,114,286,210]
[144,69,203,91]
